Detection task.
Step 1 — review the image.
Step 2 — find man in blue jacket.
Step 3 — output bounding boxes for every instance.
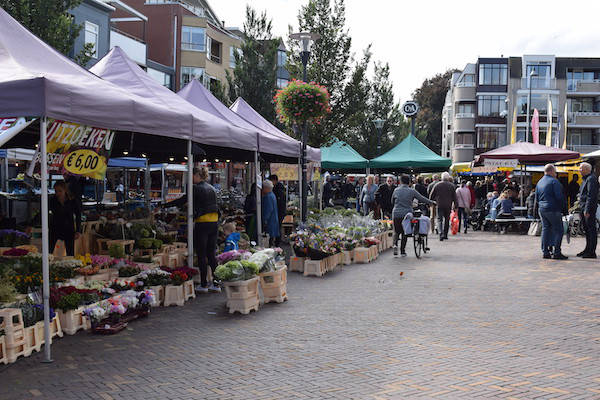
[535,164,567,259]
[577,162,598,258]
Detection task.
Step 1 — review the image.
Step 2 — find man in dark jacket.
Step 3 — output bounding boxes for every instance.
[577,162,598,258]
[270,175,286,243]
[536,164,567,260]
[429,172,457,241]
[375,176,396,218]
[323,176,333,208]
[567,176,580,208]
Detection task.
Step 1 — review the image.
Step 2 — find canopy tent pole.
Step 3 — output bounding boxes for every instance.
[161,165,166,202]
[40,117,52,363]
[255,151,262,243]
[144,160,150,210]
[187,140,194,269]
[298,157,302,223]
[2,156,7,214]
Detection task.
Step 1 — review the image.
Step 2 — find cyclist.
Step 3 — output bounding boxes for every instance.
[391,175,436,256]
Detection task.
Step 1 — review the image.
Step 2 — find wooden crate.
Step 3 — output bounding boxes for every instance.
[149,285,165,306]
[353,247,370,264]
[304,259,326,277]
[289,257,305,273]
[183,280,195,301]
[164,285,185,307]
[0,308,26,363]
[224,277,260,314]
[259,266,287,304]
[342,250,353,265]
[0,335,6,365]
[58,306,89,335]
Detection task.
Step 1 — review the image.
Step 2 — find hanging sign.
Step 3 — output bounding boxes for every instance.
[270,163,299,181]
[29,119,114,180]
[402,101,419,117]
[483,158,518,168]
[0,117,37,148]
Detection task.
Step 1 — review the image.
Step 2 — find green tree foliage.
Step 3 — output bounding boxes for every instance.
[287,0,352,146]
[226,6,279,123]
[412,69,457,154]
[0,0,89,65]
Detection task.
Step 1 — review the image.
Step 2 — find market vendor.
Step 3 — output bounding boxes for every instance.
[49,180,81,256]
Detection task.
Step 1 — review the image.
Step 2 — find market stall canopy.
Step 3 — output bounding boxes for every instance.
[0,9,193,140]
[582,148,600,159]
[90,47,257,153]
[320,140,368,170]
[177,79,297,162]
[477,142,580,163]
[150,164,189,172]
[229,97,321,162]
[369,134,451,172]
[107,157,146,169]
[0,148,35,161]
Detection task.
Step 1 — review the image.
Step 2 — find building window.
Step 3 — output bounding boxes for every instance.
[457,74,475,87]
[525,62,552,88]
[456,103,474,115]
[277,50,287,67]
[568,97,596,113]
[229,47,241,69]
[478,95,506,117]
[477,127,502,149]
[84,21,99,59]
[478,64,507,85]
[277,78,288,88]
[517,94,558,116]
[147,68,173,90]
[181,26,206,51]
[455,133,474,145]
[567,69,600,90]
[180,66,205,88]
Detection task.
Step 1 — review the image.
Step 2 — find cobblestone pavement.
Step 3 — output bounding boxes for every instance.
[2,231,600,400]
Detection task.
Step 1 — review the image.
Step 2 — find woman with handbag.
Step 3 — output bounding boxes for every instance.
[455,181,472,234]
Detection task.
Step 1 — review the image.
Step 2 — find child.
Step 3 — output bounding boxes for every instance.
[223,222,240,252]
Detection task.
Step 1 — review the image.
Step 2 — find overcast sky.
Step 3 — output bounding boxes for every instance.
[214,0,600,105]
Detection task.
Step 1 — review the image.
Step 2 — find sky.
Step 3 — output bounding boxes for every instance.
[213,0,600,105]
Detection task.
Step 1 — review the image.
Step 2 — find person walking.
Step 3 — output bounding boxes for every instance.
[322,176,333,209]
[49,181,81,256]
[427,174,440,233]
[261,180,280,247]
[354,177,364,213]
[455,181,472,234]
[243,183,257,242]
[375,176,396,219]
[535,164,568,260]
[391,175,435,256]
[360,175,378,216]
[577,162,598,258]
[270,175,286,245]
[429,172,457,241]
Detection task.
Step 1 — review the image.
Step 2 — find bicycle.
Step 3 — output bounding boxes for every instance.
[410,208,429,259]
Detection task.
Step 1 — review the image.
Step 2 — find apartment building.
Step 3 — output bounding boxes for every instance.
[443,55,600,163]
[111,0,241,92]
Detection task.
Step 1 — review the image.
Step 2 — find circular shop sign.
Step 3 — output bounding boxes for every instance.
[402,101,419,117]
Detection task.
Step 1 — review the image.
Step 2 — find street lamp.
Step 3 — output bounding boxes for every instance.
[526,69,537,142]
[372,118,386,155]
[290,32,320,223]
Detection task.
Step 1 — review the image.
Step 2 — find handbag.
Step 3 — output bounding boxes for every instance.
[528,220,542,236]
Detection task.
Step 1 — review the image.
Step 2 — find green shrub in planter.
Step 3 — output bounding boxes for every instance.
[56,292,82,311]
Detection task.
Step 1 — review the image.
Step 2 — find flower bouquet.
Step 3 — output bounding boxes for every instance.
[274,79,331,126]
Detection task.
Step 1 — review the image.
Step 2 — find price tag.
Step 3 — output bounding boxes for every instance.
[63,149,106,176]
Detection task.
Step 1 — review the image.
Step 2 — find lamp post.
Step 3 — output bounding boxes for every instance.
[290,32,320,223]
[372,119,386,156]
[526,69,537,142]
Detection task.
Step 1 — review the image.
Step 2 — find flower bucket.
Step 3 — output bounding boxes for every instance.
[259,266,287,304]
[224,277,259,314]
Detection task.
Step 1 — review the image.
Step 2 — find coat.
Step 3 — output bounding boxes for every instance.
[578,173,599,215]
[262,192,280,239]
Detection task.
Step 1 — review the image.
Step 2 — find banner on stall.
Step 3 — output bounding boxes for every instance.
[270,163,299,181]
[483,158,518,168]
[28,119,115,180]
[0,117,37,148]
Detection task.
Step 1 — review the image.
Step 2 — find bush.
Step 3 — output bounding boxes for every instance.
[109,244,125,259]
[56,292,82,311]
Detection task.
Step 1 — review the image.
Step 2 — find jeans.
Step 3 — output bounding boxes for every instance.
[194,222,218,287]
[539,210,563,255]
[437,207,451,238]
[457,207,468,232]
[581,211,598,255]
[393,216,408,253]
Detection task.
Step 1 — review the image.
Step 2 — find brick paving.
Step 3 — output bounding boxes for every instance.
[2,231,600,399]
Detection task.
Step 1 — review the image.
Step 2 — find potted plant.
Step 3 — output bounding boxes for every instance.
[274,79,331,126]
[137,269,171,306]
[215,260,260,314]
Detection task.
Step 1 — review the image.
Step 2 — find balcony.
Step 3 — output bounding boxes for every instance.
[567,144,600,154]
[454,117,475,131]
[110,29,146,66]
[452,145,475,163]
[567,80,600,94]
[521,77,556,90]
[569,112,600,126]
[453,85,476,101]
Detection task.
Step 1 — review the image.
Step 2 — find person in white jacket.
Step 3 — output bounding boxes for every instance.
[455,181,472,234]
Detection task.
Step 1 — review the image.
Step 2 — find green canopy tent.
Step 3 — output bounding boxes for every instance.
[321,140,369,170]
[369,134,451,172]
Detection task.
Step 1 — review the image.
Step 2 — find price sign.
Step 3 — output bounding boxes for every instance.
[64,149,106,176]
[402,101,419,117]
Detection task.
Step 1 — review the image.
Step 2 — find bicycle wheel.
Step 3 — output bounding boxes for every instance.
[414,234,422,258]
[422,234,429,254]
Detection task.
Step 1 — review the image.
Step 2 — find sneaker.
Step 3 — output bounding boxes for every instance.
[195,285,209,293]
[208,284,222,293]
[577,251,587,257]
[543,253,551,259]
[552,253,568,260]
[393,246,398,256]
[400,251,407,257]
[582,253,597,259]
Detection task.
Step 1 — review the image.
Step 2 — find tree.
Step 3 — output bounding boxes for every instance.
[287,0,352,147]
[226,6,279,123]
[412,69,457,154]
[0,0,91,66]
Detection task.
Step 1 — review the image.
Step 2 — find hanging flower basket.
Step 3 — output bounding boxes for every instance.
[274,79,331,126]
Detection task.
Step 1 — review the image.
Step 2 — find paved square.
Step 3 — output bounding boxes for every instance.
[2,231,600,399]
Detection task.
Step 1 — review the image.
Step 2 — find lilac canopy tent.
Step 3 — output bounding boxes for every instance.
[90,47,257,154]
[229,97,321,162]
[178,79,299,162]
[0,8,198,362]
[478,142,580,163]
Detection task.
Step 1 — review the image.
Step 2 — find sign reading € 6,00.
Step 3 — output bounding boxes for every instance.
[30,119,115,180]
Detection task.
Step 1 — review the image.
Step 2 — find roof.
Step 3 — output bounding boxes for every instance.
[320,140,368,170]
[369,135,451,172]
